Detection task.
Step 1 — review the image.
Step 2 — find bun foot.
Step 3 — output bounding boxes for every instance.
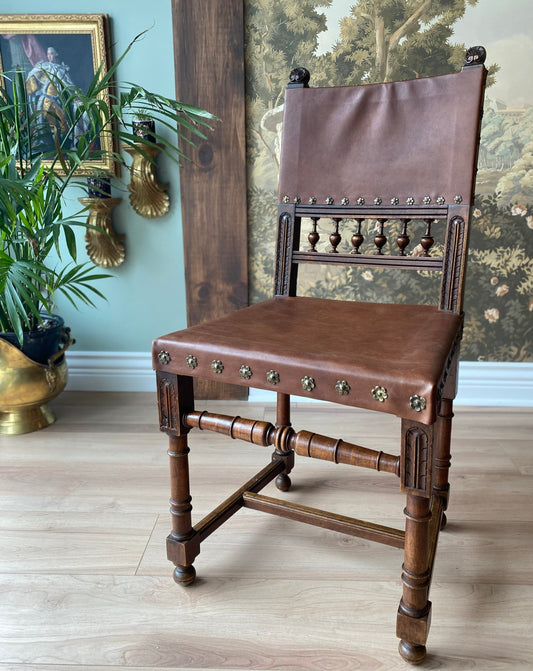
[173,564,196,586]
[275,473,291,492]
[398,640,427,665]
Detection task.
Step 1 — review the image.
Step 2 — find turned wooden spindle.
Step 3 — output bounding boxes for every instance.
[291,430,400,474]
[397,219,411,256]
[374,219,387,255]
[420,219,435,257]
[183,410,400,476]
[275,392,293,491]
[308,217,320,251]
[186,410,273,446]
[351,218,364,254]
[329,218,342,253]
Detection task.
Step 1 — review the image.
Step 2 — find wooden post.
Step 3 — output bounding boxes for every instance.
[433,398,454,528]
[274,392,293,491]
[171,0,248,399]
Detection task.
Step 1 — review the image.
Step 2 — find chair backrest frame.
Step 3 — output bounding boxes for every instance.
[274,48,487,315]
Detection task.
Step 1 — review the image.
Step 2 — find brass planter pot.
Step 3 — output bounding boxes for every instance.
[0,334,72,435]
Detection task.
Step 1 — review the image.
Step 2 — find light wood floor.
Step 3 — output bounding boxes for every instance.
[0,392,532,670]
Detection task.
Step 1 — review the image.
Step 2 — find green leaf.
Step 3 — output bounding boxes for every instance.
[63,226,78,262]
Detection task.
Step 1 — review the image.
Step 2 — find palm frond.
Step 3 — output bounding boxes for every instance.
[0,32,215,341]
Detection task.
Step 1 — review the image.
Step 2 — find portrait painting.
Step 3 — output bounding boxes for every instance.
[0,14,115,174]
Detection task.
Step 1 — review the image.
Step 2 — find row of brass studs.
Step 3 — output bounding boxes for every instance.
[282,195,462,206]
[186,353,346,394]
[371,385,427,412]
[159,351,426,411]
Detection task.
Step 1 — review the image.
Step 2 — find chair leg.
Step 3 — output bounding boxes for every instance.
[433,398,453,529]
[274,392,293,492]
[167,433,199,585]
[396,492,432,664]
[157,373,199,586]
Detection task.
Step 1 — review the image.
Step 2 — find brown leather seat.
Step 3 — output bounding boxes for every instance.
[154,297,462,424]
[153,46,487,664]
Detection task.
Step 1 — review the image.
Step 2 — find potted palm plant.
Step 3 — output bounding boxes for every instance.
[0,33,215,433]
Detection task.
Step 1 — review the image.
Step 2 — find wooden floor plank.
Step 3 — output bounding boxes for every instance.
[1,575,532,669]
[0,393,531,669]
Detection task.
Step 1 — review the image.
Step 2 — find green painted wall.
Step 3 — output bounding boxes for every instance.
[2,1,188,352]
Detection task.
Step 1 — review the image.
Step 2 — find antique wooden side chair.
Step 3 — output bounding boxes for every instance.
[153,46,487,664]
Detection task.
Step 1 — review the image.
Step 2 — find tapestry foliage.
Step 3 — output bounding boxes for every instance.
[245,0,532,361]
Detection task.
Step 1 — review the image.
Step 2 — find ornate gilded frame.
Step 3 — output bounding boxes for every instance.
[0,14,116,175]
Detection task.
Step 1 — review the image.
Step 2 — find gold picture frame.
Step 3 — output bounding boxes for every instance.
[0,14,117,175]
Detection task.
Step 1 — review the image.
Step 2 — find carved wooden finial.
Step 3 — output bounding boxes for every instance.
[287,67,310,88]
[464,46,487,67]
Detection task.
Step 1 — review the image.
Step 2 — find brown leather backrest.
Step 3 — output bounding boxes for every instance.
[278,66,486,208]
[274,58,487,313]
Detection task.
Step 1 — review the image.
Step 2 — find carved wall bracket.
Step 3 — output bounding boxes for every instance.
[123,143,170,219]
[79,196,124,268]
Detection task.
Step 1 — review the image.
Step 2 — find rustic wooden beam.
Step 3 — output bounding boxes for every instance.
[171,0,248,399]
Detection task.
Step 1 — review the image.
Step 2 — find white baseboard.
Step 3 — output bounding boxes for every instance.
[454,361,533,406]
[66,351,156,392]
[65,351,533,406]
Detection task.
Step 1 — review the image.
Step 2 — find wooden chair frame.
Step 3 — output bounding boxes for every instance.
[154,47,487,664]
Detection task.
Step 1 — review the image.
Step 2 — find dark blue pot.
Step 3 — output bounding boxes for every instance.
[0,315,70,365]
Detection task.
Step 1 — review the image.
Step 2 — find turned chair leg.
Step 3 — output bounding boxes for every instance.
[397,492,432,664]
[157,372,199,586]
[167,433,199,585]
[433,398,454,529]
[274,392,294,492]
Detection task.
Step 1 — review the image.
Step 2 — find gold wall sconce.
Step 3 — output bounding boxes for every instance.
[123,143,170,219]
[79,196,124,268]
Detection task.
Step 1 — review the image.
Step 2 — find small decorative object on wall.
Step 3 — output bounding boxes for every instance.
[81,194,124,267]
[0,13,116,176]
[81,173,124,268]
[132,116,156,142]
[86,172,112,198]
[124,115,170,218]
